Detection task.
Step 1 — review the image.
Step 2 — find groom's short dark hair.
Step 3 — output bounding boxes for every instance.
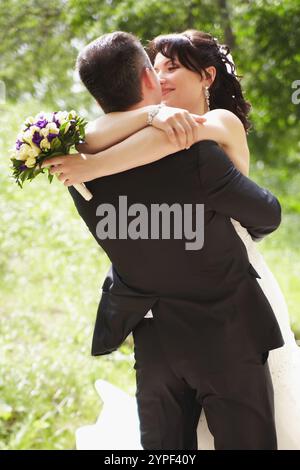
[77,32,151,113]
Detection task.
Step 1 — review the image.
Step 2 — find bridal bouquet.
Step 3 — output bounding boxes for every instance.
[10,110,93,200]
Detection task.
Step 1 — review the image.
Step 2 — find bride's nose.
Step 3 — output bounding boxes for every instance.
[155,68,166,82]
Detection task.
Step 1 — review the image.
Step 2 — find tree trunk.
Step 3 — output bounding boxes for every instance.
[217,0,236,49]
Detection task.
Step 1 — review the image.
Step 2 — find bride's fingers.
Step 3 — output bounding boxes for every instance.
[41,158,63,169]
[172,122,187,148]
[180,117,194,149]
[49,165,62,175]
[185,114,199,145]
[57,173,67,182]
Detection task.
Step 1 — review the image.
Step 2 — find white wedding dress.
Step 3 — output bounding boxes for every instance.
[76,220,300,450]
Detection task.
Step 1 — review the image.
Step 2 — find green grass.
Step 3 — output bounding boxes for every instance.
[0,102,299,449]
[0,102,135,450]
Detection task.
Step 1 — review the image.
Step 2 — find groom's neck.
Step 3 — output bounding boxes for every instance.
[127,98,156,111]
[127,88,160,111]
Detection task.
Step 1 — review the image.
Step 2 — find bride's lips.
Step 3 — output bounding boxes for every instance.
[162,88,175,96]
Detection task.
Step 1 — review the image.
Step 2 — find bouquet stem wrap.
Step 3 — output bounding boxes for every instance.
[73,183,93,201]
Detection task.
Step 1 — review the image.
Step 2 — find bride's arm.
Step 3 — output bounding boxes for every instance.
[81,109,249,177]
[80,106,155,152]
[81,108,249,174]
[42,110,250,183]
[42,126,185,183]
[200,109,250,177]
[78,105,205,152]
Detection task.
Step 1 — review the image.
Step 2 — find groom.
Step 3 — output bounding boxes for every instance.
[48,32,284,449]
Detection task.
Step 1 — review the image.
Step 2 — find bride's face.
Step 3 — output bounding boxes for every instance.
[153,52,205,114]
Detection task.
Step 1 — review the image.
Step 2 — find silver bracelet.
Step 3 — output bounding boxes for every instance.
[147,104,163,126]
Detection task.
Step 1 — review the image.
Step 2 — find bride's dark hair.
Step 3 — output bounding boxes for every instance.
[147,30,251,132]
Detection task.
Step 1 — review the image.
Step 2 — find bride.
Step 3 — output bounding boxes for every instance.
[50,30,300,449]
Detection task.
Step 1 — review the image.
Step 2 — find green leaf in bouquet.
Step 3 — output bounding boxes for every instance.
[50,137,63,152]
[28,169,36,181]
[59,122,68,134]
[11,158,24,168]
[19,168,29,183]
[78,125,85,138]
[77,117,88,127]
[48,172,54,184]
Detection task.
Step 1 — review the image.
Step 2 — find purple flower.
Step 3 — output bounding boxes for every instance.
[32,131,43,147]
[20,164,27,171]
[52,112,61,128]
[48,132,58,142]
[35,119,48,129]
[16,140,23,150]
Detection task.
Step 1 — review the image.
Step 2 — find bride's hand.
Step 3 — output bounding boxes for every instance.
[40,152,100,186]
[152,106,206,149]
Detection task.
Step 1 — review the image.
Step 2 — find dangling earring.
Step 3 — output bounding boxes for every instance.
[204,86,210,111]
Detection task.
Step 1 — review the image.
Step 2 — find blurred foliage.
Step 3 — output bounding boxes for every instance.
[237,0,300,169]
[0,0,299,166]
[0,101,136,449]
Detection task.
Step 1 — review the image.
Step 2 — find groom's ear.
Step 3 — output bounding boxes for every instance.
[142,67,157,90]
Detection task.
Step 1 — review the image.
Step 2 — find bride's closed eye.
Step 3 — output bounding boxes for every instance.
[154,62,180,73]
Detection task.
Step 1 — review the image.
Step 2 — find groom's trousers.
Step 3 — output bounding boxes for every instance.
[132,317,277,450]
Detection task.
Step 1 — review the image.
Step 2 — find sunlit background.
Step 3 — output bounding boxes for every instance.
[0,0,299,449]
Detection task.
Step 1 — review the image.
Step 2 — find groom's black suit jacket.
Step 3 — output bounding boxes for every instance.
[69,140,284,372]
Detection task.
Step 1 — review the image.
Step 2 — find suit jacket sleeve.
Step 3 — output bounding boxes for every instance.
[196,140,281,241]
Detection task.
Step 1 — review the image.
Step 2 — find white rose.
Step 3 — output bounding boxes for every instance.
[18,143,31,161]
[28,142,41,157]
[64,122,71,133]
[55,111,68,125]
[46,123,59,134]
[35,111,51,121]
[31,125,40,134]
[23,125,40,137]
[69,110,77,119]
[40,138,51,150]
[24,116,35,126]
[40,127,50,138]
[25,156,36,168]
[23,129,34,141]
